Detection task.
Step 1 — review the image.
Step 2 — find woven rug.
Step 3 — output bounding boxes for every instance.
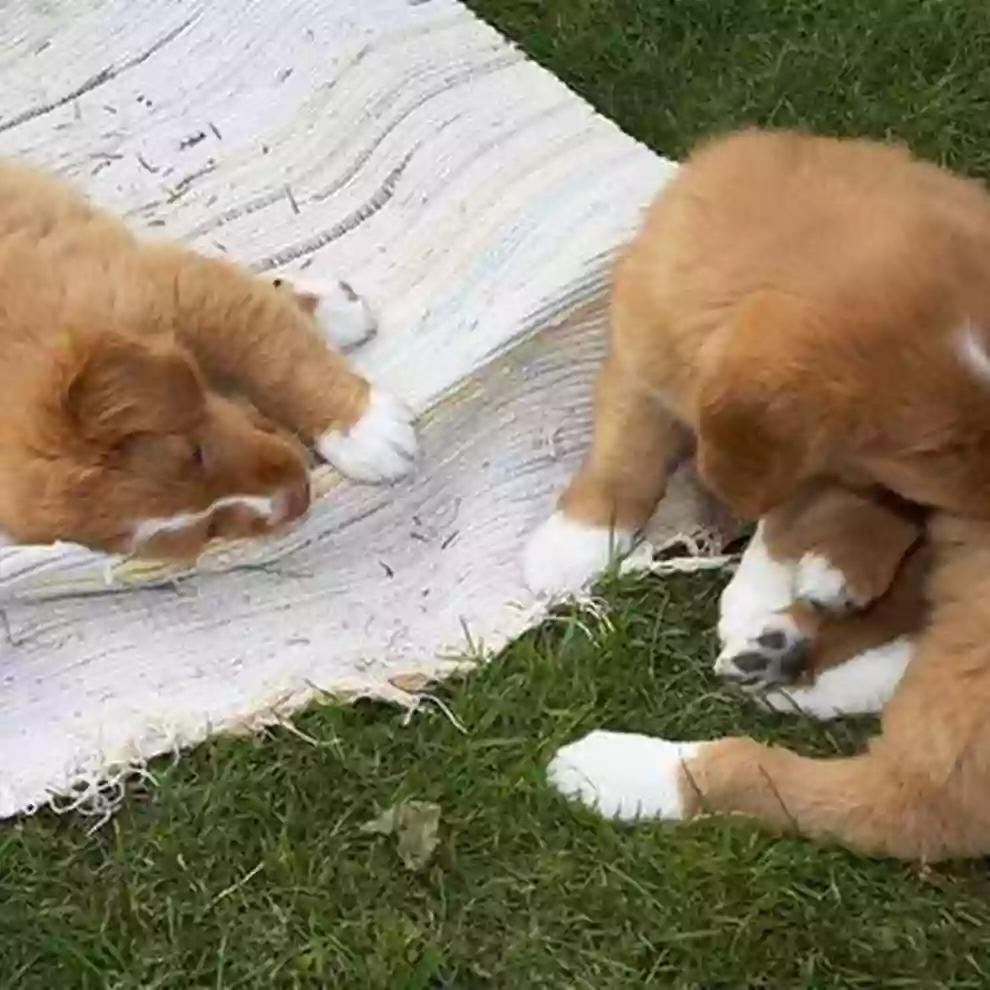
[0,0,732,820]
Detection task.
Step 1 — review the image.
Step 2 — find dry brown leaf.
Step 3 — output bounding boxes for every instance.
[360,800,441,871]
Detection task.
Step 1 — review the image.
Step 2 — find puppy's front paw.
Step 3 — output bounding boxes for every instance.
[548,730,698,822]
[523,512,634,598]
[317,390,418,483]
[714,612,810,689]
[794,552,856,612]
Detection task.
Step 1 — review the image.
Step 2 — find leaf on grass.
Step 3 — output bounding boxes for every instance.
[360,800,441,871]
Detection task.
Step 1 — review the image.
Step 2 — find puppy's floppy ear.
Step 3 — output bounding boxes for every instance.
[59,331,204,444]
[693,292,839,520]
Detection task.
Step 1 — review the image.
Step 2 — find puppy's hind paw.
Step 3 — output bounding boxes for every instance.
[754,637,915,721]
[714,613,810,689]
[278,276,379,350]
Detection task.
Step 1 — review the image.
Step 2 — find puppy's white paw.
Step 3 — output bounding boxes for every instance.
[714,523,810,686]
[548,730,698,822]
[794,552,854,612]
[715,611,810,688]
[523,512,634,598]
[295,277,378,350]
[317,390,418,483]
[758,636,914,720]
[717,522,796,647]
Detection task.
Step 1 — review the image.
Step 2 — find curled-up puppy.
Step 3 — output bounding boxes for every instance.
[545,510,990,862]
[524,128,990,645]
[0,160,417,562]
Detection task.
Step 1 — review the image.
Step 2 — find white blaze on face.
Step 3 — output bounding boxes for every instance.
[129,493,277,551]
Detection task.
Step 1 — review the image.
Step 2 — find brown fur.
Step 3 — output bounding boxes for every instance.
[624,129,990,518]
[0,160,378,561]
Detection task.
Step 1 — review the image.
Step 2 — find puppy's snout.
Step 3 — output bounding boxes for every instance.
[272,476,311,526]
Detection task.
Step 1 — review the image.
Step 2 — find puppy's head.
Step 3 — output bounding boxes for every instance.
[694,301,990,521]
[7,329,312,561]
[692,294,838,520]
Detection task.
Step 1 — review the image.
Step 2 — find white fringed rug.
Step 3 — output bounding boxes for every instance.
[0,0,731,819]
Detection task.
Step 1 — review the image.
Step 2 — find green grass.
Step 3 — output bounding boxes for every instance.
[470,0,990,176]
[4,577,990,988]
[6,1,990,986]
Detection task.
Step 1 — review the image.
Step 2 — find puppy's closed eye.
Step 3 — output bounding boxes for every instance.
[189,440,206,470]
[116,432,207,478]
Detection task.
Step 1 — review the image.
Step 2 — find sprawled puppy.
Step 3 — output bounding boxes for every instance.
[0,160,417,561]
[524,128,990,675]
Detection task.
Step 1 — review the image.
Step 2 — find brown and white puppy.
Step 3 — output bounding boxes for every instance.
[524,128,990,628]
[546,509,990,861]
[540,128,990,860]
[0,160,417,562]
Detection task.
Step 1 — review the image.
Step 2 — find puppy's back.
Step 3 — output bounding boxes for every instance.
[0,160,114,238]
[0,162,146,361]
[619,128,990,359]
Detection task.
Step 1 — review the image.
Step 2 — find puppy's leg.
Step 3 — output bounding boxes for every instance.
[715,483,924,688]
[716,538,927,695]
[524,354,690,596]
[713,519,802,684]
[754,637,915,721]
[551,518,990,861]
[147,248,416,483]
[548,725,975,860]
